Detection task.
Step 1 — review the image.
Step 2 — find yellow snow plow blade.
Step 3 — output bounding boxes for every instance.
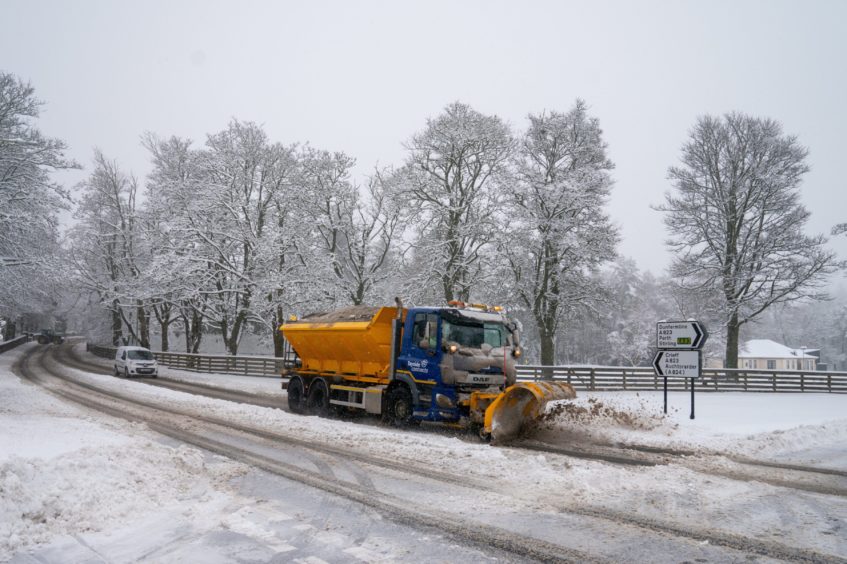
[483,382,577,442]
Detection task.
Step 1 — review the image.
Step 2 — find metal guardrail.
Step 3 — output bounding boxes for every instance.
[85,343,847,393]
[0,335,29,354]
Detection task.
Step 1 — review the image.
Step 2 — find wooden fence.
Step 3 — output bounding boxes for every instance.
[86,343,286,379]
[516,365,847,393]
[85,343,847,393]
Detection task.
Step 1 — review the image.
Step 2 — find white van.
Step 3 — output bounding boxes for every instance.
[114,346,159,378]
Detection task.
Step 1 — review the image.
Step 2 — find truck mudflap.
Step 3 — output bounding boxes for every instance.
[482,382,577,443]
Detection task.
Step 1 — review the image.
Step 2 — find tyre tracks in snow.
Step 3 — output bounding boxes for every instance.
[66,342,847,498]
[21,342,847,563]
[18,344,595,563]
[514,440,847,498]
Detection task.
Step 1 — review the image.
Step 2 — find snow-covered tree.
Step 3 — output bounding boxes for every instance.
[502,101,618,366]
[602,259,666,366]
[0,72,78,326]
[301,150,405,306]
[659,113,838,367]
[298,147,360,303]
[343,170,406,304]
[141,134,204,351]
[401,102,513,303]
[69,151,145,346]
[185,120,300,355]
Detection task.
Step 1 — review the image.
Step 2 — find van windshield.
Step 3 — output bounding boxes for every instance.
[128,350,154,361]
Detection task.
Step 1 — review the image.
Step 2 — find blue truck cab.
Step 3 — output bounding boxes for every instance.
[385,303,521,425]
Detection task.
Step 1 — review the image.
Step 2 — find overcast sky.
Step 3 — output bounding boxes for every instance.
[3,0,846,275]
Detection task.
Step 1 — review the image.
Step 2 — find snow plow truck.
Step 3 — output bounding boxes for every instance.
[280,300,576,442]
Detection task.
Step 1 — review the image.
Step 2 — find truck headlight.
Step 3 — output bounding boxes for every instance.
[512,348,522,358]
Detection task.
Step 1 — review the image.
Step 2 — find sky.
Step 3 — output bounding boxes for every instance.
[3,0,846,275]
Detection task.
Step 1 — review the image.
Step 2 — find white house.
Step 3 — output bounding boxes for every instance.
[738,339,818,371]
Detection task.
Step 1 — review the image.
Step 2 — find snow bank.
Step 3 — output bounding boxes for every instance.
[0,442,243,558]
[0,345,246,561]
[537,391,847,463]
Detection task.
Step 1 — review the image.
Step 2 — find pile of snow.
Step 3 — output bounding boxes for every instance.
[0,345,246,561]
[0,442,243,557]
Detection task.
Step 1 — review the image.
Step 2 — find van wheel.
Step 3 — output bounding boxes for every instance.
[114,366,119,377]
[288,376,305,414]
[306,378,331,417]
[384,385,414,427]
[124,367,130,379]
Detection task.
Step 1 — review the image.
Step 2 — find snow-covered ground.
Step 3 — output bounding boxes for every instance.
[2,344,507,563]
[3,342,846,562]
[149,345,847,468]
[538,390,847,467]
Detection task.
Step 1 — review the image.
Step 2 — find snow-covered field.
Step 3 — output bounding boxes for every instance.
[2,342,846,562]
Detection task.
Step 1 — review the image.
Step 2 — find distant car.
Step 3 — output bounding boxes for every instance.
[114,346,159,378]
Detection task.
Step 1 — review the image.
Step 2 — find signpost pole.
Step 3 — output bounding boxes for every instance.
[690,378,695,419]
[663,377,668,414]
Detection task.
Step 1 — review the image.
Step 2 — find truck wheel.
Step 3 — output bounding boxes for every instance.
[385,385,414,427]
[306,378,331,417]
[288,376,305,414]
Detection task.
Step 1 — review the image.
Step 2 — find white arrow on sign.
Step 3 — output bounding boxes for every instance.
[656,321,707,350]
[653,350,701,378]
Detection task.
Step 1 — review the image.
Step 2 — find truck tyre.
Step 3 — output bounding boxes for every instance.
[288,376,305,414]
[384,385,414,427]
[306,378,331,417]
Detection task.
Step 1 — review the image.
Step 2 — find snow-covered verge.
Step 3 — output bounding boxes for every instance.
[0,344,247,562]
[74,342,847,467]
[537,390,847,466]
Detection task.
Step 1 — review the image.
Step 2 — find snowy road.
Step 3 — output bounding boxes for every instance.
[2,341,846,563]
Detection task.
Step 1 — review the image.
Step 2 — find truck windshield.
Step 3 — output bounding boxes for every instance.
[128,350,154,360]
[442,315,509,348]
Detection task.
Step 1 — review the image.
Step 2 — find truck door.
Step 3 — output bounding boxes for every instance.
[400,312,441,381]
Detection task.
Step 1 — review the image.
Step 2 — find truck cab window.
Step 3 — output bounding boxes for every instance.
[443,316,508,349]
[483,323,508,347]
[413,313,438,349]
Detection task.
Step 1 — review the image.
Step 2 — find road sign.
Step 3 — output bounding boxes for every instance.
[656,321,707,350]
[653,350,700,378]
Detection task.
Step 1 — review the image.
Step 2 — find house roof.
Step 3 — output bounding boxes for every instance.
[739,339,818,359]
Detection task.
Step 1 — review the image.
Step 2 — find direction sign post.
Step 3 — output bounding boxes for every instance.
[652,350,701,378]
[656,321,708,350]
[653,320,708,420]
